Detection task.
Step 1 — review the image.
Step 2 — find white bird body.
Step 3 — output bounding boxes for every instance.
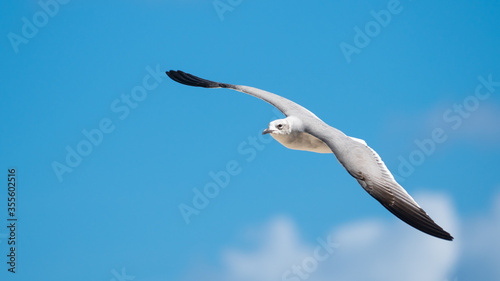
[166,70,453,241]
[270,131,332,154]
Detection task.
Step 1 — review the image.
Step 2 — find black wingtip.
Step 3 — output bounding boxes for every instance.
[379,198,454,241]
[432,227,454,241]
[399,207,454,241]
[440,230,454,241]
[416,213,454,241]
[166,70,224,88]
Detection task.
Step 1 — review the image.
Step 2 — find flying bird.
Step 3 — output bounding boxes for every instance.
[166,70,453,241]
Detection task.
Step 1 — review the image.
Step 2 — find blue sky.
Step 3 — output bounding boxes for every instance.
[1,0,499,280]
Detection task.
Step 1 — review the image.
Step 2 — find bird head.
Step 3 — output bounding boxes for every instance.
[262,119,292,135]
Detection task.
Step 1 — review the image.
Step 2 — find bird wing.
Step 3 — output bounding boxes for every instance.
[309,126,454,241]
[166,70,453,241]
[166,70,318,118]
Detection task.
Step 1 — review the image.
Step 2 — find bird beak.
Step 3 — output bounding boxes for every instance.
[262,128,272,135]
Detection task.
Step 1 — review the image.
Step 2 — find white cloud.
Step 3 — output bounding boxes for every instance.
[222,216,312,281]
[182,191,500,281]
[322,193,459,281]
[456,192,500,280]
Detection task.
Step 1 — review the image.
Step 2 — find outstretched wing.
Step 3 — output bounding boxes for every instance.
[166,70,316,118]
[360,145,453,240]
[311,126,454,241]
[167,70,453,241]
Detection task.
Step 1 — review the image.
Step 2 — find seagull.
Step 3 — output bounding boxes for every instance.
[166,70,453,241]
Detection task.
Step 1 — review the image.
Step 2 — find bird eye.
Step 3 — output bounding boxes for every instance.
[277,124,283,129]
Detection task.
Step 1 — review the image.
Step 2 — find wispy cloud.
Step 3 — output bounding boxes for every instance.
[386,99,500,148]
[456,192,500,280]
[181,190,500,281]
[223,217,312,281]
[423,102,500,145]
[324,193,459,281]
